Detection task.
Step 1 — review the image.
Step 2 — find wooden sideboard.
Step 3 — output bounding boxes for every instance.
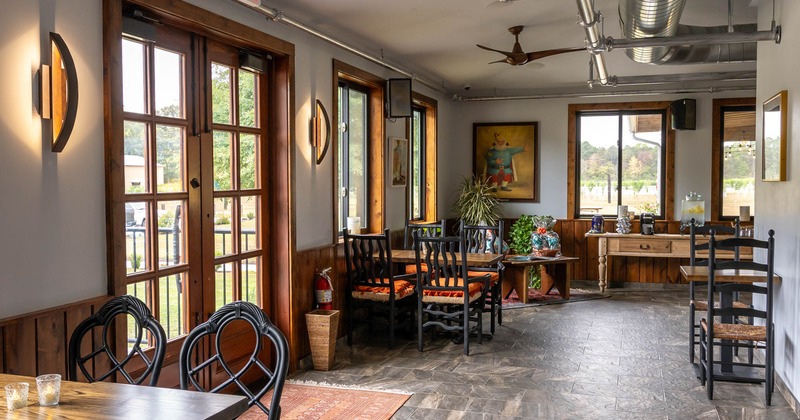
[585,233,752,291]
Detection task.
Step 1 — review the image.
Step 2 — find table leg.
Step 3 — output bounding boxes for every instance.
[598,237,607,292]
[502,266,529,304]
[540,263,570,299]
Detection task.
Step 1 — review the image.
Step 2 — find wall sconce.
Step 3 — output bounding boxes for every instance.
[311,99,330,165]
[386,78,412,118]
[40,32,79,152]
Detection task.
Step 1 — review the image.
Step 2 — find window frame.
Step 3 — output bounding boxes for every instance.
[407,91,438,223]
[332,60,385,240]
[711,97,756,222]
[409,105,426,221]
[337,80,370,232]
[567,101,675,220]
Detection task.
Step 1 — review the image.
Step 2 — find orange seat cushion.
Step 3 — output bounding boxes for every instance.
[404,263,428,274]
[468,270,499,285]
[422,278,484,299]
[353,280,415,302]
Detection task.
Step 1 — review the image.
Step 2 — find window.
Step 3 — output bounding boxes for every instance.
[711,98,756,221]
[409,105,426,220]
[337,81,369,233]
[568,102,674,219]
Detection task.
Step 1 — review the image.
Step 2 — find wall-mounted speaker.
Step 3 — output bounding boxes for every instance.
[387,78,412,118]
[670,98,696,130]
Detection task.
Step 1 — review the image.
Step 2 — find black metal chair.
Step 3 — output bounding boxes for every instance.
[460,219,505,335]
[699,229,775,405]
[689,219,747,364]
[414,232,490,355]
[343,228,416,349]
[179,301,289,419]
[403,219,447,275]
[68,295,166,386]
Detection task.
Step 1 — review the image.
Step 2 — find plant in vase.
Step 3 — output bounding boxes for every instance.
[453,175,500,226]
[530,215,560,257]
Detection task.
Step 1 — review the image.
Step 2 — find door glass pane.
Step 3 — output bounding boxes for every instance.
[215,262,234,310]
[156,200,186,267]
[211,63,232,125]
[159,273,187,339]
[214,197,234,256]
[242,257,260,305]
[154,47,184,118]
[239,134,258,190]
[347,89,367,227]
[122,39,146,114]
[722,111,756,218]
[126,281,152,349]
[240,195,259,252]
[124,121,149,193]
[238,70,257,128]
[126,201,149,273]
[621,114,663,216]
[156,125,185,193]
[578,114,619,216]
[213,131,233,191]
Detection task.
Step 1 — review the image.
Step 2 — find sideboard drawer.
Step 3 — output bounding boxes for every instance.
[617,239,671,254]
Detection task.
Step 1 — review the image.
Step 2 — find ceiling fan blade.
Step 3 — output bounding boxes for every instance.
[488,58,511,65]
[476,44,513,58]
[485,0,520,8]
[525,47,584,62]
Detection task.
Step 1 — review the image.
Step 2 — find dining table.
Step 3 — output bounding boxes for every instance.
[680,265,781,383]
[0,373,248,419]
[391,249,504,267]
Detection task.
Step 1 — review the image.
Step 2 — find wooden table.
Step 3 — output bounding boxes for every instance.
[586,233,752,292]
[502,256,578,302]
[680,266,780,382]
[391,249,503,267]
[0,373,248,419]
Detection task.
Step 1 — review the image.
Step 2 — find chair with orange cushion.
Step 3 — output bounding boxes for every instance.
[343,228,416,349]
[403,219,446,274]
[414,232,490,356]
[460,220,505,335]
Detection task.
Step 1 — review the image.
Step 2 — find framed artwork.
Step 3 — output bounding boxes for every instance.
[762,90,788,181]
[473,122,539,201]
[390,137,408,187]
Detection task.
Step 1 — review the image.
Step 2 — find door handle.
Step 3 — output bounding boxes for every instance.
[639,244,650,250]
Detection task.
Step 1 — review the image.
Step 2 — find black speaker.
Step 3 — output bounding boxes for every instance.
[670,98,696,130]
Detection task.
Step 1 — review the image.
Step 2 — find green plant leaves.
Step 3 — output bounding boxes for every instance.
[454,176,500,226]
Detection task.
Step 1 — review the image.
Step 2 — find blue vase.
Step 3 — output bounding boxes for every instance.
[590,215,605,233]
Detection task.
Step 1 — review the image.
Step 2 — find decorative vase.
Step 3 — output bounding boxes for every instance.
[590,214,605,233]
[616,216,631,234]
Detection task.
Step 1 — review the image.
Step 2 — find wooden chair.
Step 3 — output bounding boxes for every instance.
[414,232,490,355]
[343,228,416,349]
[699,229,775,405]
[179,301,288,419]
[688,219,739,363]
[403,219,446,274]
[68,295,166,386]
[460,219,505,335]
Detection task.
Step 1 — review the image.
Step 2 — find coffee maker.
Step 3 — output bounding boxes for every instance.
[640,213,655,235]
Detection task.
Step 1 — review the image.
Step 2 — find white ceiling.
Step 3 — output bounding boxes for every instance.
[247,0,760,97]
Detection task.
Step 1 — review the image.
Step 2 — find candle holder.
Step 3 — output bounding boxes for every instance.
[36,374,61,406]
[4,382,28,411]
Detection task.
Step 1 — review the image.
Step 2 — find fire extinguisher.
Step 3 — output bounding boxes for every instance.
[315,267,334,310]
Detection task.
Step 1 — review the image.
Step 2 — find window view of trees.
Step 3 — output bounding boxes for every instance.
[410,107,425,220]
[578,112,665,217]
[337,82,368,233]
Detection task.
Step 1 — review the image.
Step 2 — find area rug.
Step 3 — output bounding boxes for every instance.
[502,287,610,309]
[238,381,412,420]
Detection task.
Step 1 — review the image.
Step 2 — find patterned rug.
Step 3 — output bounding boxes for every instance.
[502,287,610,309]
[238,381,412,420]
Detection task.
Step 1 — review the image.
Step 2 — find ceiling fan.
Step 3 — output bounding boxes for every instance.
[476,25,584,66]
[485,0,523,8]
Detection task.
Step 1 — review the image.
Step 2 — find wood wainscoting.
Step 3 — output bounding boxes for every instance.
[0,296,109,379]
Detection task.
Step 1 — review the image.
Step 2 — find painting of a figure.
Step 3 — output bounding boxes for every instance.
[391,137,408,187]
[473,122,539,201]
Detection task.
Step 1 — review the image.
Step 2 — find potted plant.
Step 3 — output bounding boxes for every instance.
[453,175,500,226]
[508,215,534,255]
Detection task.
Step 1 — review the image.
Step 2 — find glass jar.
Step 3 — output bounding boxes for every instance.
[681,191,705,227]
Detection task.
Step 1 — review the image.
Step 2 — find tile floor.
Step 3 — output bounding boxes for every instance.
[290,283,798,419]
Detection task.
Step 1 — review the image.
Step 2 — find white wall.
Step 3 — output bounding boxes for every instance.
[438,92,754,221]
[0,0,106,319]
[756,0,799,401]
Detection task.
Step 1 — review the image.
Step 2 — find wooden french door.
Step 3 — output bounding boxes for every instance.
[121,17,270,386]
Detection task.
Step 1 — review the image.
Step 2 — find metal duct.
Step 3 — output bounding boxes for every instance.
[576,0,609,85]
[619,0,686,63]
[619,0,758,65]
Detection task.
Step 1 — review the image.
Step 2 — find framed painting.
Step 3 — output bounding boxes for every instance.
[473,122,539,201]
[762,90,787,181]
[390,137,408,187]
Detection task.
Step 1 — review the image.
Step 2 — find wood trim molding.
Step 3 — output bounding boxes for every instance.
[567,101,674,219]
[711,97,756,221]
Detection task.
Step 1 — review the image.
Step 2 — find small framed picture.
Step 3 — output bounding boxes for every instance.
[390,137,408,187]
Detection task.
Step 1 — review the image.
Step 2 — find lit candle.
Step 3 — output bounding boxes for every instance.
[36,374,61,406]
[739,206,751,223]
[4,383,28,411]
